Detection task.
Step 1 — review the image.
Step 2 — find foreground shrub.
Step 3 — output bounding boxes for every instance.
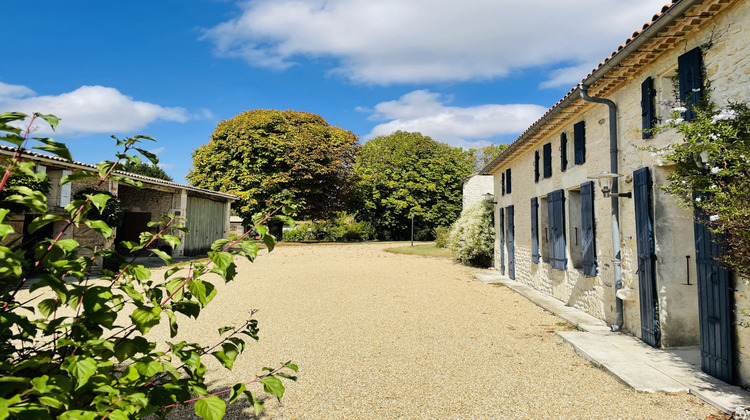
[0,112,296,419]
[448,201,495,267]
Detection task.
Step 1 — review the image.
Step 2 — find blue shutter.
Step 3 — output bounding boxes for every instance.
[641,77,656,139]
[561,133,568,171]
[507,205,515,280]
[499,207,505,275]
[581,181,596,276]
[531,197,539,263]
[501,172,505,196]
[505,168,512,194]
[678,47,702,121]
[543,143,552,178]
[548,189,567,270]
[534,151,540,183]
[574,121,586,165]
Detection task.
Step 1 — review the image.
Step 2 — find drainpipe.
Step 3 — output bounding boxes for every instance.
[579,84,624,332]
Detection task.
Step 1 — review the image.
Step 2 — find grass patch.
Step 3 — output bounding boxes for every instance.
[555,321,583,331]
[385,243,453,259]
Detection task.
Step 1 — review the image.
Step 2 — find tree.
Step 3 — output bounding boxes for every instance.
[351,131,474,240]
[469,143,508,172]
[121,160,173,181]
[0,112,296,419]
[187,110,358,221]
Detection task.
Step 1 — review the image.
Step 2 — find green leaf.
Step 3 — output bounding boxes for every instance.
[161,234,181,249]
[254,225,268,236]
[119,284,144,303]
[239,241,258,261]
[60,171,98,185]
[58,410,97,420]
[194,396,225,420]
[229,383,246,404]
[218,326,235,335]
[114,340,138,363]
[0,224,14,242]
[172,301,200,318]
[283,361,299,372]
[37,299,58,318]
[0,134,25,147]
[83,219,113,238]
[63,356,97,390]
[55,239,79,252]
[260,376,285,401]
[27,214,63,234]
[166,309,178,338]
[87,192,110,213]
[244,391,265,416]
[32,137,71,161]
[4,186,48,213]
[211,343,239,370]
[150,248,172,265]
[130,306,162,334]
[187,279,216,307]
[165,277,186,302]
[33,113,60,131]
[163,265,181,280]
[0,245,23,277]
[134,360,163,378]
[134,147,159,165]
[262,232,276,253]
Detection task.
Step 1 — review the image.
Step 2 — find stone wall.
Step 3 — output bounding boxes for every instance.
[462,174,494,211]
[491,0,750,383]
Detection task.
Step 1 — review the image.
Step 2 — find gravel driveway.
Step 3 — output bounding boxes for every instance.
[160,242,719,419]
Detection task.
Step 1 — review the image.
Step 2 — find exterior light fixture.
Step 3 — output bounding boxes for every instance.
[694,150,710,169]
[587,171,632,198]
[483,192,498,204]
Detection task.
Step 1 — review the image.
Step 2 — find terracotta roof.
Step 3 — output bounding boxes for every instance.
[482,0,732,174]
[0,144,238,200]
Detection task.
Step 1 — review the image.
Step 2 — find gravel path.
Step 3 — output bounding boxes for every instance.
[153,243,717,419]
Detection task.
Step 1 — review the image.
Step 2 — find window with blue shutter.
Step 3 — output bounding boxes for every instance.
[547,189,567,270]
[561,133,568,171]
[531,197,539,263]
[641,77,656,139]
[678,47,702,121]
[501,171,505,196]
[574,121,585,165]
[543,143,552,179]
[505,168,512,194]
[581,181,596,276]
[534,151,540,183]
[499,207,505,275]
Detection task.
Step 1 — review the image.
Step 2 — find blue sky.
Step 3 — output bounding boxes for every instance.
[2,0,668,182]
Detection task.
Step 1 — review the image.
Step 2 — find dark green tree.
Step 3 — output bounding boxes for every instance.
[187,110,358,221]
[121,161,173,181]
[351,131,474,240]
[469,143,508,171]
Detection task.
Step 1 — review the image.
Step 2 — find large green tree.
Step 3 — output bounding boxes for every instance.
[188,110,359,220]
[121,160,173,181]
[351,131,474,240]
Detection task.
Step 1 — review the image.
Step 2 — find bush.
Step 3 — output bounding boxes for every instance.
[282,212,373,242]
[434,226,450,248]
[448,201,495,267]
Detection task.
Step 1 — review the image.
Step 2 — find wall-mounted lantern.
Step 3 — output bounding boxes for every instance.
[483,192,498,204]
[587,171,632,198]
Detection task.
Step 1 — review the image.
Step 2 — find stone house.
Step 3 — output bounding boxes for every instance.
[1,145,236,257]
[482,0,750,385]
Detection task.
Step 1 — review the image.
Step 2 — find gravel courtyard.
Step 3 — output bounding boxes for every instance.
[163,242,720,419]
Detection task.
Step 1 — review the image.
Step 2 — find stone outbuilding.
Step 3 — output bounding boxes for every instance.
[1,145,236,257]
[482,0,750,386]
[461,173,494,212]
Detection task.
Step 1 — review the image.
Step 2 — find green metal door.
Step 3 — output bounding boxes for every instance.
[184,196,226,255]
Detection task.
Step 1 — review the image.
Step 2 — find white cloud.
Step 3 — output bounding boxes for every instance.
[363,90,546,147]
[203,0,667,85]
[0,83,190,135]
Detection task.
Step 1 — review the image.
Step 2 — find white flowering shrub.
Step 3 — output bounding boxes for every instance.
[655,100,750,279]
[447,201,495,267]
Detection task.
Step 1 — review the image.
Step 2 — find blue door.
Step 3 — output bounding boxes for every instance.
[507,205,515,280]
[499,207,505,275]
[633,167,660,348]
[695,206,734,383]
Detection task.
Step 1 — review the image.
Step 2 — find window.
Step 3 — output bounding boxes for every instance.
[560,133,568,171]
[641,77,657,139]
[505,168,512,194]
[548,189,566,270]
[581,181,597,276]
[531,197,539,263]
[574,121,585,165]
[534,151,540,183]
[543,143,552,179]
[501,171,505,196]
[678,47,702,121]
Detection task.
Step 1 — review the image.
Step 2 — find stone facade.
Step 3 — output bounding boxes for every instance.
[461,174,494,211]
[485,0,750,385]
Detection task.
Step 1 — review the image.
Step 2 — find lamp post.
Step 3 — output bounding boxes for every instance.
[410,212,414,247]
